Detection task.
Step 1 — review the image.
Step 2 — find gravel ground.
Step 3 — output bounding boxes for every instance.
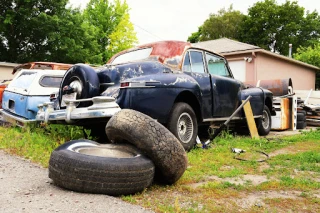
[0,150,154,213]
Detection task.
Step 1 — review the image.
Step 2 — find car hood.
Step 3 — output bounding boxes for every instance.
[97,61,173,98]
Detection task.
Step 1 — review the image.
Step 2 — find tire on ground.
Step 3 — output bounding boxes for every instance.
[167,102,198,151]
[59,64,100,108]
[106,109,188,184]
[296,121,307,129]
[256,105,272,136]
[49,139,155,195]
[297,112,306,122]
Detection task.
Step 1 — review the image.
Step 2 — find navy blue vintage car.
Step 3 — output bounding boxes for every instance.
[36,41,274,150]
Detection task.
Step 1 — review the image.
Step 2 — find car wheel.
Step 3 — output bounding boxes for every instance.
[256,105,271,136]
[105,109,188,184]
[167,102,198,151]
[59,64,100,108]
[49,139,154,195]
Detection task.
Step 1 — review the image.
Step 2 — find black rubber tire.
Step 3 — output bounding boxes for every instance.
[106,109,188,184]
[59,64,100,108]
[166,102,198,151]
[49,139,155,196]
[297,121,307,129]
[297,112,306,122]
[256,105,272,136]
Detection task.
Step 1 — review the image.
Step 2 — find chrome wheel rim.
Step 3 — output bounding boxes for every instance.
[69,79,83,97]
[261,110,270,129]
[73,144,140,158]
[177,112,194,144]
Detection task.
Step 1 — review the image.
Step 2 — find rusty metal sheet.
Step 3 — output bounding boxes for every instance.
[258,78,293,96]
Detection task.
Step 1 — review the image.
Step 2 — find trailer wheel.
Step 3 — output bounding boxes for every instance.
[49,140,154,195]
[256,105,271,136]
[59,64,100,108]
[106,109,188,184]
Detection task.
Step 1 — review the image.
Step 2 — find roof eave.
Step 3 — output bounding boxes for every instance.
[221,49,320,71]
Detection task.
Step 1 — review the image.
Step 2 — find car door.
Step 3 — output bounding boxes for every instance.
[182,50,212,119]
[205,52,241,117]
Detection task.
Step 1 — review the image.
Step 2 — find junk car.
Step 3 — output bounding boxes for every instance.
[0,69,68,126]
[37,41,273,150]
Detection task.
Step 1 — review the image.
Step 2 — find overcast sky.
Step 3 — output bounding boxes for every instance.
[69,0,320,45]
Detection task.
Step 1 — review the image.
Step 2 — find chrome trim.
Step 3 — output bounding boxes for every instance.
[203,115,261,122]
[0,109,37,127]
[36,96,121,123]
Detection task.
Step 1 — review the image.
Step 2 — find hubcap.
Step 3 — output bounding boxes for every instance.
[70,79,83,97]
[261,110,270,129]
[177,112,194,144]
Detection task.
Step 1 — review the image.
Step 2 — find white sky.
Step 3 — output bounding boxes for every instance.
[68,0,320,45]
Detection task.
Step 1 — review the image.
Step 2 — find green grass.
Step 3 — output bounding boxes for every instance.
[0,125,319,212]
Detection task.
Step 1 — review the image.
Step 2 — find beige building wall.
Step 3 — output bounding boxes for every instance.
[0,66,15,81]
[255,53,315,90]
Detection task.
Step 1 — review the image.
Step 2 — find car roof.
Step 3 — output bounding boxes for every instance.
[12,62,73,74]
[108,40,225,70]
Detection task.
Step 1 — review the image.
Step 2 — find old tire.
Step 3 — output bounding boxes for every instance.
[297,121,307,129]
[59,64,100,108]
[49,140,155,195]
[256,105,271,136]
[106,109,188,184]
[297,111,306,122]
[167,102,198,151]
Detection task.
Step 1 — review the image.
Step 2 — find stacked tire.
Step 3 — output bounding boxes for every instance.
[49,109,188,196]
[297,110,307,129]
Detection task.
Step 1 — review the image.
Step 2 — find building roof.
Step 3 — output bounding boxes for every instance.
[193,38,260,54]
[193,38,320,71]
[0,62,20,67]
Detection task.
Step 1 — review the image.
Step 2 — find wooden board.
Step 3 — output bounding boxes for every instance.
[242,100,260,139]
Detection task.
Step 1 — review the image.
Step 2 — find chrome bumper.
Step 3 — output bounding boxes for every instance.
[0,109,37,127]
[36,96,121,124]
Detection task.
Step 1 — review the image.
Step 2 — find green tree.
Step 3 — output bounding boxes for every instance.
[45,8,102,64]
[84,0,137,62]
[294,42,320,89]
[239,0,320,56]
[187,5,245,43]
[0,0,69,63]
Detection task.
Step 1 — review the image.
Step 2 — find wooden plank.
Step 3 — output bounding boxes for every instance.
[242,100,260,139]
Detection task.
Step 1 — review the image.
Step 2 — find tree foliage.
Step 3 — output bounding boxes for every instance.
[0,0,69,63]
[0,0,137,64]
[239,0,320,56]
[84,0,137,62]
[187,6,245,43]
[294,42,320,88]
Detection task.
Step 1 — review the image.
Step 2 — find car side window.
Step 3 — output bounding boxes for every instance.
[190,51,205,73]
[206,53,230,77]
[183,52,192,72]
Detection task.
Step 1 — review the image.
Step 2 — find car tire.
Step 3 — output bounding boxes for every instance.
[105,109,188,184]
[256,105,271,136]
[297,121,307,129]
[167,102,198,151]
[59,64,100,108]
[49,139,155,195]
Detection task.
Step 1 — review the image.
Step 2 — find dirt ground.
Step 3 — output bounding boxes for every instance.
[0,150,153,213]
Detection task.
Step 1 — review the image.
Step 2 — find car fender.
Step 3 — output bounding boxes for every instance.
[116,73,202,123]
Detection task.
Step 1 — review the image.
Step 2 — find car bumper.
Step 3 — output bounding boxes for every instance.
[36,96,121,124]
[0,109,37,127]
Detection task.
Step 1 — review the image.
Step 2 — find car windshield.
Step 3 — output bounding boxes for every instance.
[9,72,37,89]
[111,47,153,64]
